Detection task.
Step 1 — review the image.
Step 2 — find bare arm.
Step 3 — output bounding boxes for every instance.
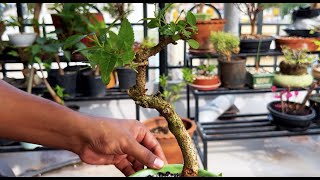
[0,80,166,176]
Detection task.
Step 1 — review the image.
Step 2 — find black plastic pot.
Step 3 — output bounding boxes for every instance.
[292,7,320,21]
[47,68,77,98]
[240,37,274,53]
[81,70,106,97]
[218,56,247,89]
[116,67,137,91]
[308,94,320,124]
[267,101,316,132]
[284,29,320,38]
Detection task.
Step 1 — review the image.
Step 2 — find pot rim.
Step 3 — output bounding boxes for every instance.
[267,101,316,121]
[129,164,220,177]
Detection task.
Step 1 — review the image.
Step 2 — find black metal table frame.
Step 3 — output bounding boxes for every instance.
[184,49,320,170]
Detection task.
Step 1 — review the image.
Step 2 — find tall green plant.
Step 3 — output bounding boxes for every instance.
[65,3,202,177]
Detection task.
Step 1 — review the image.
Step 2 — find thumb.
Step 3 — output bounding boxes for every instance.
[124,141,165,170]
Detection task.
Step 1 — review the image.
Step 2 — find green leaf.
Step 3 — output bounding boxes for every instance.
[8,50,18,57]
[117,18,134,50]
[99,52,117,84]
[34,56,42,64]
[147,19,159,29]
[186,11,196,26]
[187,39,199,49]
[63,34,87,49]
[172,34,181,42]
[64,51,71,61]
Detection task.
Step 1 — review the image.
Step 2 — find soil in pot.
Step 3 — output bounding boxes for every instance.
[239,34,274,53]
[143,117,196,164]
[267,101,316,131]
[130,164,220,177]
[279,61,308,75]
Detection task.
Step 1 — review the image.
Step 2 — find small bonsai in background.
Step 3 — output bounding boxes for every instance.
[209,31,240,62]
[209,31,247,89]
[280,46,314,76]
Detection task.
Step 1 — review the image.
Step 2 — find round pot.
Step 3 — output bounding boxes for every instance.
[267,101,316,131]
[190,18,226,53]
[218,56,247,89]
[275,36,320,52]
[8,33,37,47]
[239,35,274,53]
[284,29,320,38]
[116,67,137,91]
[81,70,106,97]
[143,116,196,164]
[191,75,221,91]
[273,72,313,88]
[129,164,220,177]
[279,61,308,75]
[47,69,78,98]
[308,94,320,124]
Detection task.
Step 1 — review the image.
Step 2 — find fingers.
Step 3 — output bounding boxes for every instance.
[115,158,136,177]
[123,131,166,170]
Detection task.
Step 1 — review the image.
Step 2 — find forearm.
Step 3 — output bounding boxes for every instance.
[0,80,90,153]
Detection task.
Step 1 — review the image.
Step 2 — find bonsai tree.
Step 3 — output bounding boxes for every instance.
[66,3,206,177]
[209,31,240,61]
[233,3,281,37]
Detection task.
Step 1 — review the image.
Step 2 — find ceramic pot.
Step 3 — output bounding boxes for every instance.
[130,164,220,177]
[8,33,37,47]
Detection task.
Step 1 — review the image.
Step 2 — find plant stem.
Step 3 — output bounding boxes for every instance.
[54,54,64,76]
[127,35,199,177]
[38,62,64,105]
[26,67,35,94]
[298,81,318,113]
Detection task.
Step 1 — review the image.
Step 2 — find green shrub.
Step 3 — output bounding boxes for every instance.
[209,31,240,61]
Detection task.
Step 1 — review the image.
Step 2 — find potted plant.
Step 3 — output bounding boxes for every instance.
[268,83,318,131]
[143,74,196,164]
[66,3,219,177]
[189,3,226,53]
[234,3,279,53]
[246,38,274,89]
[209,31,247,89]
[273,46,314,88]
[183,64,220,91]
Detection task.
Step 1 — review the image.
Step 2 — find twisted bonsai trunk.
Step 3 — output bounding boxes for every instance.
[127,36,198,177]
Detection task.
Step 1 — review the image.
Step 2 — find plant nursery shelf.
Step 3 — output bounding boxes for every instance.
[194,114,320,170]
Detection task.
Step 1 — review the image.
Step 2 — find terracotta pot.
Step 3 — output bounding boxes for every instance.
[143,116,196,164]
[190,18,226,53]
[191,75,221,91]
[275,36,320,52]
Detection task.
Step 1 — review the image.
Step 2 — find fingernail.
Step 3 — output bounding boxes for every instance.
[153,158,164,169]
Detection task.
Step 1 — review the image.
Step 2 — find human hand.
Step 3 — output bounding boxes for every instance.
[77,117,167,176]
